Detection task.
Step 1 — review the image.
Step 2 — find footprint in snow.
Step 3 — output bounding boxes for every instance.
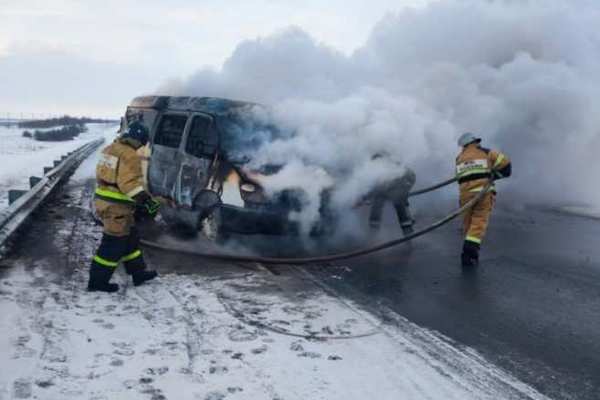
[228,326,258,342]
[112,341,134,356]
[290,342,304,352]
[35,380,54,388]
[13,335,36,359]
[297,351,322,359]
[209,365,228,375]
[13,379,32,399]
[110,358,124,367]
[145,366,169,376]
[251,345,268,355]
[204,391,226,400]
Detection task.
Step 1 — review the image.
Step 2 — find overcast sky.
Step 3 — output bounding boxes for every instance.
[0,0,433,118]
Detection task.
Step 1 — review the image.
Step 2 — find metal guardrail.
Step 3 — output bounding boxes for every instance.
[0,138,105,256]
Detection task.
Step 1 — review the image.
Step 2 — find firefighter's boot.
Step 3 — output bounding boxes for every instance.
[461,241,480,268]
[87,264,119,293]
[123,251,158,286]
[401,223,414,236]
[369,221,381,231]
[132,270,158,286]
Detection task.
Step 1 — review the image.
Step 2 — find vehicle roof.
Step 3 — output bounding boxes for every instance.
[128,96,261,116]
[130,96,277,164]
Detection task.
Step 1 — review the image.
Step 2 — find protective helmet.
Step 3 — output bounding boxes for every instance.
[122,121,149,146]
[457,132,481,147]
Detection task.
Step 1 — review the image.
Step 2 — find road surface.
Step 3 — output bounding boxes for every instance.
[311,203,600,400]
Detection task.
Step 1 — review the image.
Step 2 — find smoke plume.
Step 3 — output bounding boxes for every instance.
[160,0,600,230]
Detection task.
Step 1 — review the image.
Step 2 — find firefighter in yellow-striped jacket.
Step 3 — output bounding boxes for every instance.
[88,121,161,292]
[456,132,511,267]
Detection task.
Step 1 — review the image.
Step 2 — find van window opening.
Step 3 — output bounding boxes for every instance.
[154,114,187,148]
[125,107,158,137]
[186,116,217,157]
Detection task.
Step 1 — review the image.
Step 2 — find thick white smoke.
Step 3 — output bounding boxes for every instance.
[160,0,600,229]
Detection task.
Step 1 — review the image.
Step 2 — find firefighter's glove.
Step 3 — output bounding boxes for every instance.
[144,198,161,217]
[133,191,160,219]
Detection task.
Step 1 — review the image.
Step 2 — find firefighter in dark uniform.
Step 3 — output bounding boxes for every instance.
[456,132,512,267]
[88,121,160,292]
[367,153,416,236]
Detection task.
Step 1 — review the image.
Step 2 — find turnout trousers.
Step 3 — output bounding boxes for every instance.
[459,190,495,260]
[89,200,147,286]
[369,198,414,234]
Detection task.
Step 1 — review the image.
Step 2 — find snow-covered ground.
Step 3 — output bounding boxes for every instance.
[0,134,552,400]
[0,263,552,400]
[0,123,117,209]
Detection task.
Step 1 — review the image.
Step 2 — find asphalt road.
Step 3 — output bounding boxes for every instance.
[308,205,600,400]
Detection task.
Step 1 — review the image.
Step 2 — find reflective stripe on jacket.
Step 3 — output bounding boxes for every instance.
[95,139,145,205]
[455,144,511,193]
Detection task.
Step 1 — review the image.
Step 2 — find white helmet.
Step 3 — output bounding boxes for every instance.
[457,132,481,147]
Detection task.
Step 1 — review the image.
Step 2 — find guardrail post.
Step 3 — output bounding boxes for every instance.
[43,166,53,174]
[53,160,61,167]
[8,190,28,205]
[29,176,42,188]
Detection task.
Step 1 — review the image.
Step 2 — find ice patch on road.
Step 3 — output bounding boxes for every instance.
[0,260,551,399]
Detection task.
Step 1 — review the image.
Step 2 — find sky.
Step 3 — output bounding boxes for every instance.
[0,0,433,118]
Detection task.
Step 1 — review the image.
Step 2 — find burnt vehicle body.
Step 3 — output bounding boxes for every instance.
[122,95,333,238]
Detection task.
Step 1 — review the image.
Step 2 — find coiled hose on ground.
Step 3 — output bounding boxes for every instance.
[140,177,488,265]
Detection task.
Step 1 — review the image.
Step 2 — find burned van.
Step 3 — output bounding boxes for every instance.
[122,96,335,239]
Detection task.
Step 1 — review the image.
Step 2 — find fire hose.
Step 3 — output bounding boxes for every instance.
[139,177,488,265]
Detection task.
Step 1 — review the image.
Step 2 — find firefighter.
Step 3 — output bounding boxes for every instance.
[456,132,511,267]
[367,153,416,236]
[88,121,161,292]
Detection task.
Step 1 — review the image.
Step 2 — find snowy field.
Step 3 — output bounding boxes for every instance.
[0,123,117,209]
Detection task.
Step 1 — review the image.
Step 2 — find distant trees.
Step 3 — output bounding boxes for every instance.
[19,114,115,142]
[30,125,88,141]
[18,115,115,129]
